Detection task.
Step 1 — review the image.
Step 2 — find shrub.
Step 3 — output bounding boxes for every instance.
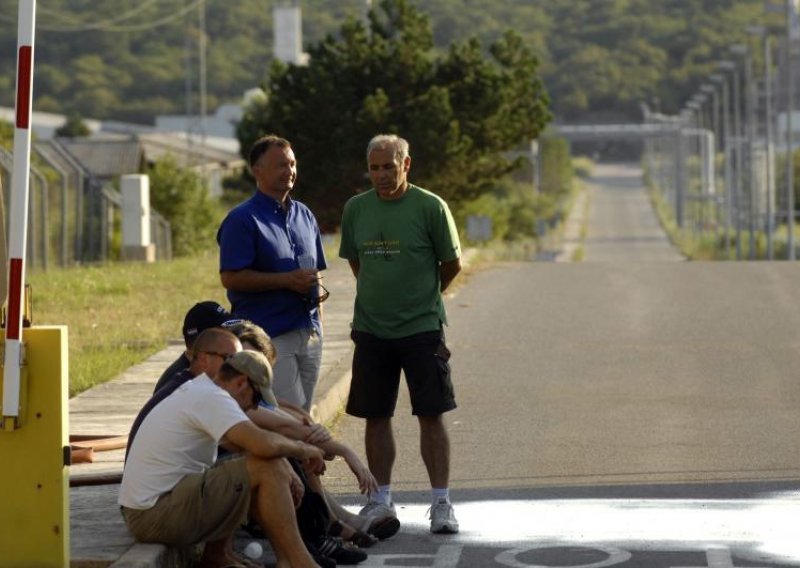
[147,155,224,257]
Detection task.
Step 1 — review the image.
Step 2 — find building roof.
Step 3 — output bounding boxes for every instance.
[55,137,143,180]
[137,132,242,167]
[39,132,244,182]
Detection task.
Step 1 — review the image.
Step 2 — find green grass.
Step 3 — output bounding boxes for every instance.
[29,252,223,397]
[646,183,800,260]
[648,187,800,260]
[27,236,344,398]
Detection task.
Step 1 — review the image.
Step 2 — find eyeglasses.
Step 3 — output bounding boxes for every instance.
[202,350,235,360]
[303,283,330,308]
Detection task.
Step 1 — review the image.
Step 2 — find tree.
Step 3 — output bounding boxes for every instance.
[55,112,90,138]
[1,0,770,127]
[237,0,551,230]
[146,155,222,257]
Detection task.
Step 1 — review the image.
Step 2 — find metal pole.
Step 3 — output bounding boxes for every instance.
[733,67,745,259]
[744,51,757,258]
[48,140,85,263]
[676,127,686,228]
[765,36,776,260]
[713,73,734,257]
[198,0,207,148]
[788,1,797,260]
[705,85,722,241]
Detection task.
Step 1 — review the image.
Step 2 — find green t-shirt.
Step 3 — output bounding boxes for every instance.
[339,184,461,338]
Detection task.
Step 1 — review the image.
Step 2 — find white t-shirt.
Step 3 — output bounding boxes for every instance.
[118,374,249,510]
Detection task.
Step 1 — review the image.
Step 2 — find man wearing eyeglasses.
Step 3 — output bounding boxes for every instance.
[339,134,462,535]
[217,135,327,413]
[120,335,326,568]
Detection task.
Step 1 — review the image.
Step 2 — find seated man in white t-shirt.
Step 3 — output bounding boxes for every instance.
[119,338,325,568]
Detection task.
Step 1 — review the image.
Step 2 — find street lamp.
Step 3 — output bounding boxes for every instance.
[745,24,776,259]
[719,59,744,259]
[711,72,734,258]
[730,43,757,258]
[701,83,723,239]
[700,84,720,144]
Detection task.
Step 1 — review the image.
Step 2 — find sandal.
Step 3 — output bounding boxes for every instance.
[329,520,378,548]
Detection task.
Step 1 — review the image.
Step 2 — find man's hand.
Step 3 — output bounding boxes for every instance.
[285,268,320,294]
[298,442,326,476]
[343,449,378,495]
[304,423,332,445]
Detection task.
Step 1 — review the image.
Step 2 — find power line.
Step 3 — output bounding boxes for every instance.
[36,0,160,29]
[0,0,202,33]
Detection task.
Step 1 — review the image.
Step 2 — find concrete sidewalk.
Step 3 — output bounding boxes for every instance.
[68,258,357,567]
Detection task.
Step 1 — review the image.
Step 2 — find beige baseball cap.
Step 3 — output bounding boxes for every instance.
[225,350,278,407]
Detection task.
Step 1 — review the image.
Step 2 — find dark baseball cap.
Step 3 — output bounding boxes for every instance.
[182,301,241,344]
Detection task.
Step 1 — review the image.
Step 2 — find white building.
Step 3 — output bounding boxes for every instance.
[274,3,309,66]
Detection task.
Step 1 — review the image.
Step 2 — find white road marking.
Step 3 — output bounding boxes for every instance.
[672,547,771,568]
[347,492,800,566]
[495,544,631,567]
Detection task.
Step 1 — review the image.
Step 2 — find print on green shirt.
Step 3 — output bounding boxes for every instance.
[339,185,461,339]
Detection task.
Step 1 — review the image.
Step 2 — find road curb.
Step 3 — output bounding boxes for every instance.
[311,369,352,426]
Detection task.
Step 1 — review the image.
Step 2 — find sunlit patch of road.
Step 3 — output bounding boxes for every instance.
[347,492,800,567]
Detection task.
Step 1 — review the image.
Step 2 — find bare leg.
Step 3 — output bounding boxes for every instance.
[418,415,450,488]
[325,489,368,529]
[365,417,394,486]
[246,456,319,568]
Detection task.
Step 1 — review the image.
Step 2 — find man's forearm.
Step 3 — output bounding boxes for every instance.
[257,430,320,461]
[220,268,288,293]
[222,267,320,295]
[440,258,462,292]
[226,421,321,461]
[248,407,309,440]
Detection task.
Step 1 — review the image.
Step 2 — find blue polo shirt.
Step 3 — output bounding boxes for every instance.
[217,191,326,337]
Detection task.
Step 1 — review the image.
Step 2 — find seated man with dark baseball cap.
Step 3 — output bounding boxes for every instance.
[153,301,241,394]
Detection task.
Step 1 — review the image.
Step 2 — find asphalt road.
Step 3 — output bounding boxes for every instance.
[582,163,684,262]
[321,163,800,567]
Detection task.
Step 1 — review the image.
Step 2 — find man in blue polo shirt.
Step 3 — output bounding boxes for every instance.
[217,135,327,411]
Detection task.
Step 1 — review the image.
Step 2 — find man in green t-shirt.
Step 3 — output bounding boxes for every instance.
[339,134,462,535]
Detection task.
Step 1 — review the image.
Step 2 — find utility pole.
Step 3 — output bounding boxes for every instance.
[198,0,207,148]
[733,45,757,259]
[764,35,777,260]
[712,73,733,258]
[184,0,193,157]
[720,59,743,259]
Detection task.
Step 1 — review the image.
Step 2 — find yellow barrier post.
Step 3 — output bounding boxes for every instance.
[0,326,69,567]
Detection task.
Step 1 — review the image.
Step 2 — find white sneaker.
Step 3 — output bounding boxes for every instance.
[429,499,459,534]
[358,500,397,520]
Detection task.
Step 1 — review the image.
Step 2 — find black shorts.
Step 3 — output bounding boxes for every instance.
[346,328,457,418]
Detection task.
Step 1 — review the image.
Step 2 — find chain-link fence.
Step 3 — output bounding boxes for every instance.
[0,140,172,270]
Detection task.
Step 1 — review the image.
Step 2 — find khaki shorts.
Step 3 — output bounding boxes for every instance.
[122,457,250,546]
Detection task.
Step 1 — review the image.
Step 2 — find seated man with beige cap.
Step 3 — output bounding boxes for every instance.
[120,344,325,568]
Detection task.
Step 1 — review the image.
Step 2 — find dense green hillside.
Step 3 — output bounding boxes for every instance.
[0,0,774,124]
